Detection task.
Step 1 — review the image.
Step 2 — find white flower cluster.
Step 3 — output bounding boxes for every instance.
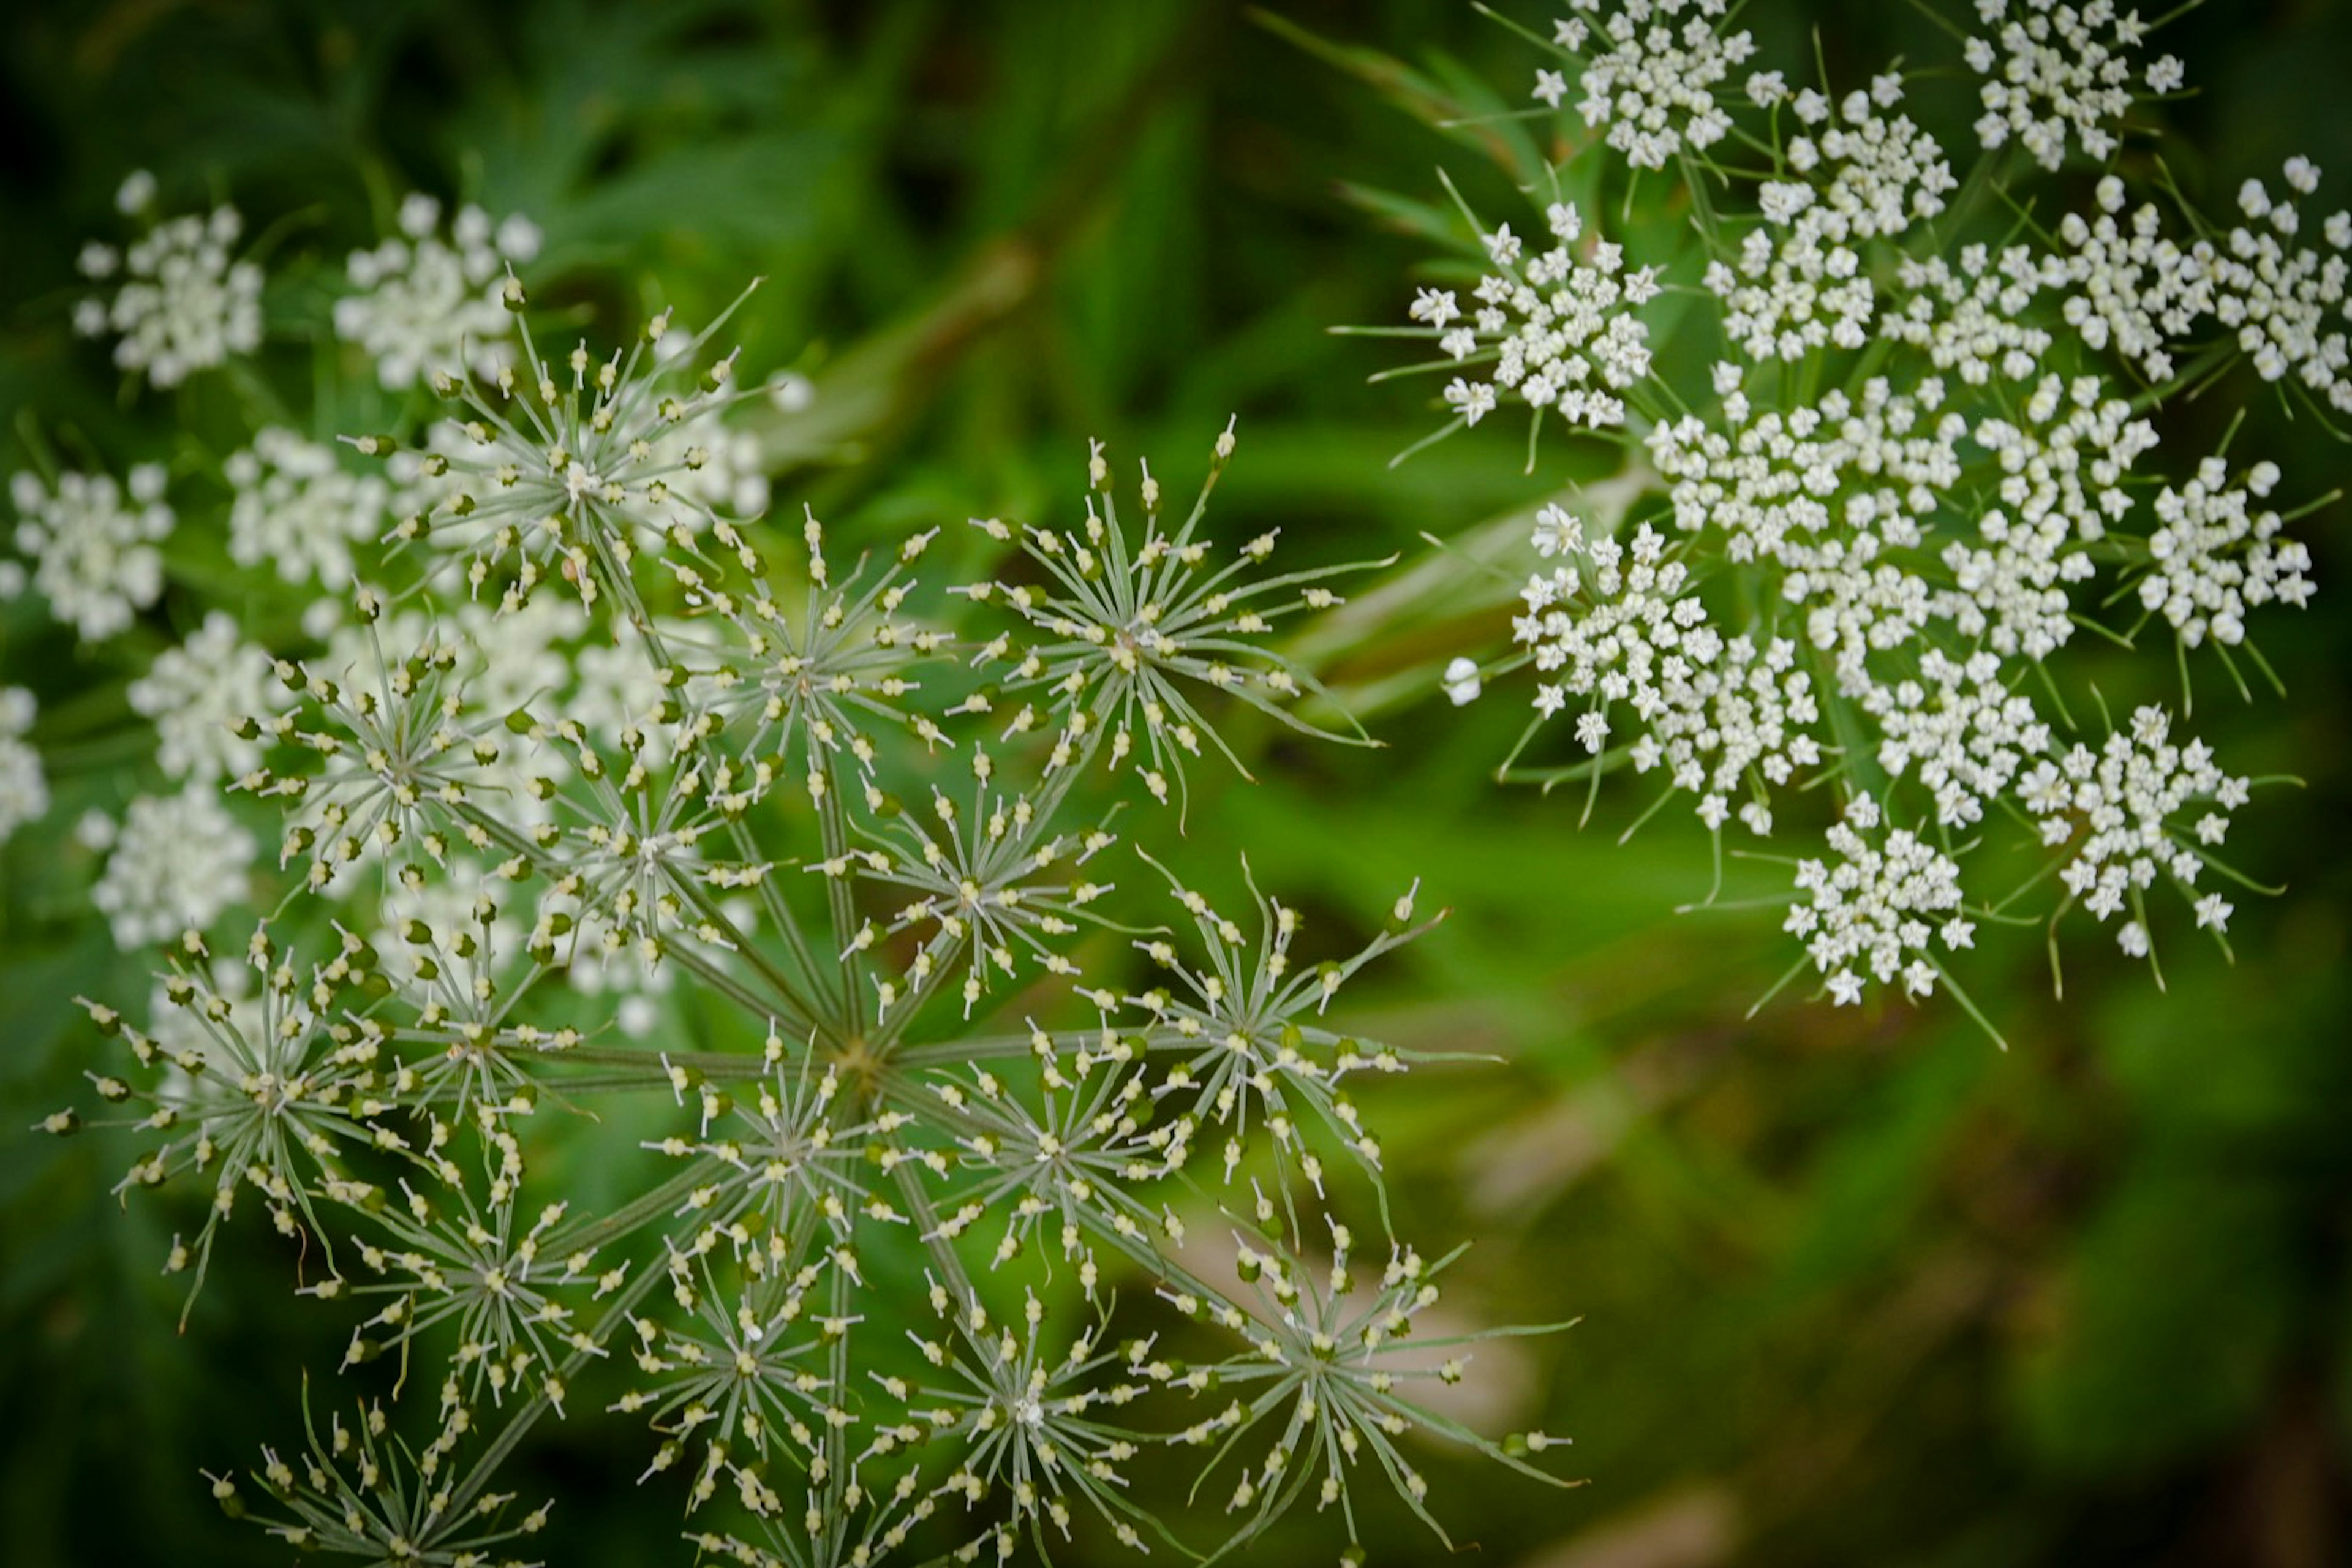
[2218,165,2352,399]
[1708,80,1956,361]
[74,173,263,388]
[2056,161,2352,410]
[1417,200,1659,432]
[2020,705,2247,951]
[1962,0,2151,170]
[1545,0,1755,170]
[0,687,44,845]
[85,786,255,949]
[1382,1,2329,1015]
[1940,377,2157,661]
[224,428,388,589]
[6,464,174,641]
[1864,650,2049,830]
[1649,375,1961,689]
[127,611,276,782]
[333,192,542,389]
[1787,796,1971,1005]
[1515,517,1821,832]
[1887,242,2062,384]
[2136,457,2313,649]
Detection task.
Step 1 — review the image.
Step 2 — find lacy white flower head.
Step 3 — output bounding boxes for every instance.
[1408,196,1660,442]
[2021,704,2250,963]
[7,463,174,641]
[2133,456,2315,650]
[368,277,766,621]
[0,685,45,845]
[1708,81,1957,363]
[85,785,255,949]
[2048,159,2352,408]
[129,610,279,782]
[1785,794,1971,1008]
[73,171,263,389]
[963,423,1380,810]
[1962,0,2162,170]
[1363,2,2328,1026]
[224,428,390,589]
[334,191,543,390]
[1540,0,1757,171]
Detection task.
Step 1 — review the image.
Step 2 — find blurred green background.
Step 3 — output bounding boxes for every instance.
[4,1,2351,1564]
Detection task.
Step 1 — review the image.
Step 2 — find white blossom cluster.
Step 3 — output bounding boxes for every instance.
[83,785,255,949]
[1962,0,2161,170]
[74,172,263,388]
[225,428,390,589]
[0,687,44,845]
[333,192,543,389]
[6,464,174,641]
[2020,705,2248,951]
[1709,80,1957,361]
[1382,0,2329,1015]
[1543,0,1755,170]
[2048,162,2352,409]
[1416,198,1660,434]
[1515,517,1823,834]
[2136,457,2314,649]
[38,270,1562,1567]
[1787,795,1972,1005]
[127,610,277,781]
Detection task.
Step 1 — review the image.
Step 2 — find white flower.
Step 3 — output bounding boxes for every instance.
[1442,657,1482,706]
[1964,0,2152,170]
[75,198,262,388]
[224,428,388,589]
[115,169,157,215]
[2022,705,2246,930]
[1789,799,1967,1003]
[127,611,276,782]
[1532,502,1584,557]
[764,370,815,413]
[333,193,541,389]
[1566,0,1757,170]
[1414,198,1654,435]
[0,687,46,845]
[90,786,255,948]
[8,464,173,641]
[1866,650,2051,829]
[1708,86,1955,363]
[2137,455,2313,648]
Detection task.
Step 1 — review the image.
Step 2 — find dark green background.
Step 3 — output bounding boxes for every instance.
[3,1,2350,1564]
